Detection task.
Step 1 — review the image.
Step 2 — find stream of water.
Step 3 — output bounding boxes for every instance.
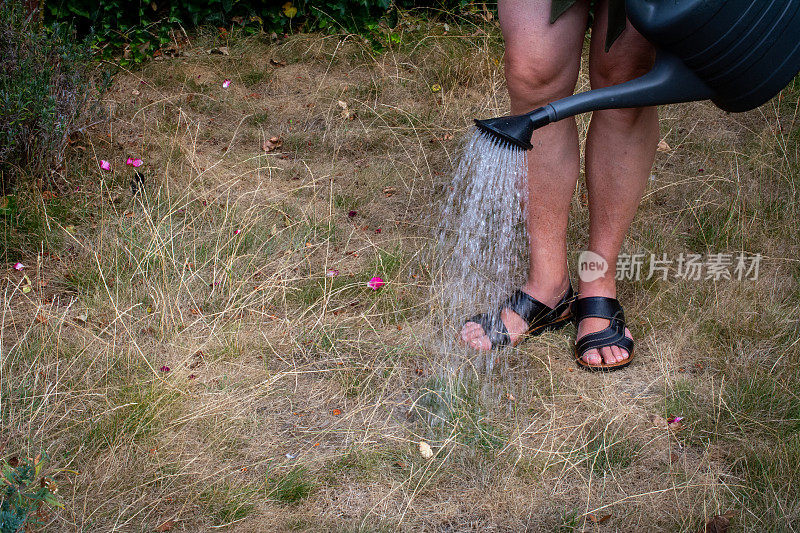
[430,127,530,404]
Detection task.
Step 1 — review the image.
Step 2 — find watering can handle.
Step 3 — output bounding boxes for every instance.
[528,50,716,127]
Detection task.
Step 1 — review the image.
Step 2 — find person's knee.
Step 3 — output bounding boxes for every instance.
[504,50,579,112]
[589,52,656,126]
[590,51,653,89]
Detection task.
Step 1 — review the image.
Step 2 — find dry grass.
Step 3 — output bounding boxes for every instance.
[2,16,800,532]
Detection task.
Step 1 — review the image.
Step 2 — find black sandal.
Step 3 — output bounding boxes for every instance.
[465,283,575,349]
[573,296,634,371]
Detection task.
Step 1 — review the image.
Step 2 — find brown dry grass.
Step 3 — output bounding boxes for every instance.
[2,16,799,532]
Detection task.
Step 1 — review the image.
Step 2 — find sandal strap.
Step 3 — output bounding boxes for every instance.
[572,296,625,323]
[467,312,511,347]
[573,296,633,357]
[508,282,574,326]
[467,282,574,349]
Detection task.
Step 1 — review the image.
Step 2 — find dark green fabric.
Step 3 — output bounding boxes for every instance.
[550,0,627,52]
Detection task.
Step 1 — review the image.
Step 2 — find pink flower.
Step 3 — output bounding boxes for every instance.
[100,160,112,171]
[367,276,385,290]
[222,79,231,88]
[667,416,684,424]
[160,365,170,372]
[326,269,339,277]
[347,210,357,218]
[13,262,24,271]
[233,229,241,235]
[126,157,143,167]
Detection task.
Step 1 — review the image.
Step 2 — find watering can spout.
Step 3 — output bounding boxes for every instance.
[475,51,714,150]
[545,51,714,121]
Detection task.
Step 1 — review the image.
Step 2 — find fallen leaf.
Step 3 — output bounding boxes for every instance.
[657,139,671,152]
[649,414,668,429]
[347,210,357,218]
[76,313,88,325]
[382,186,396,197]
[419,441,434,459]
[269,58,286,67]
[262,136,283,152]
[207,46,229,55]
[430,133,454,143]
[337,100,355,120]
[587,513,612,524]
[154,520,175,532]
[668,416,684,430]
[700,511,736,533]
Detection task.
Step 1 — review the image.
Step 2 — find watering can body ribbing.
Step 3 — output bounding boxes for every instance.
[475,0,800,150]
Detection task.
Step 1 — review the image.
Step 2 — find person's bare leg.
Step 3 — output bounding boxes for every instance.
[577,2,659,365]
[461,0,589,350]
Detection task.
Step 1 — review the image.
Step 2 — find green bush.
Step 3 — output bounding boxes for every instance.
[46,0,489,65]
[0,1,106,190]
[0,455,61,533]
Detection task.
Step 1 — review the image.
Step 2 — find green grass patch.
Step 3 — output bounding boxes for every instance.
[266,466,314,505]
[200,483,258,525]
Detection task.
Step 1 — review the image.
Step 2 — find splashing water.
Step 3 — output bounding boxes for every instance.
[431,128,529,384]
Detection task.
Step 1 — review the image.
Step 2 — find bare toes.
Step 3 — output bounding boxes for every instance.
[600,347,616,365]
[460,323,482,341]
[582,349,601,365]
[469,335,491,351]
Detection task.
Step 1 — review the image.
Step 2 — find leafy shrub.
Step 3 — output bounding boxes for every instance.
[46,1,491,65]
[0,455,61,533]
[0,1,107,190]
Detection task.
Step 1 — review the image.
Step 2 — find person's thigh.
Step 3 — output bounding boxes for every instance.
[500,0,590,113]
[588,0,655,89]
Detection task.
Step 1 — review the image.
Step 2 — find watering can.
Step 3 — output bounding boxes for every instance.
[476,0,800,149]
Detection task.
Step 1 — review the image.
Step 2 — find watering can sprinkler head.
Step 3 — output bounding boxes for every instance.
[474,107,555,151]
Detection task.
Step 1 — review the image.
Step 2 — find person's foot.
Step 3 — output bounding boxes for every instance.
[575,290,633,366]
[459,279,571,351]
